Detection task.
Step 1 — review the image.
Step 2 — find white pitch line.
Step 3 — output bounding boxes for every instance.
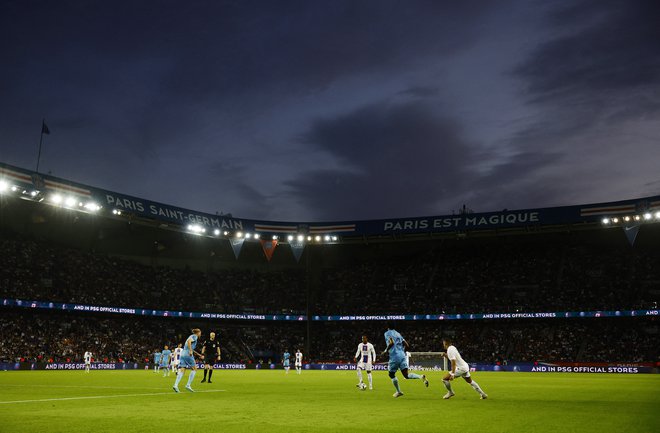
[0,390,226,404]
[2,384,167,390]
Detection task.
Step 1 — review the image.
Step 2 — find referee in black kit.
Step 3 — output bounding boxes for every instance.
[200,331,221,383]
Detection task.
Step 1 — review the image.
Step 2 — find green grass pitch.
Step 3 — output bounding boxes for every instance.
[0,370,658,433]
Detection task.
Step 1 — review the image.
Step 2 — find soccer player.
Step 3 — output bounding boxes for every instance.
[84,351,92,373]
[173,328,202,393]
[382,322,428,398]
[354,336,376,390]
[153,349,162,373]
[171,343,182,373]
[441,337,488,399]
[160,345,172,377]
[201,332,221,383]
[294,349,303,375]
[282,349,291,374]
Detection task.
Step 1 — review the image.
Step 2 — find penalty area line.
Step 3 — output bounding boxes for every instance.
[0,389,226,404]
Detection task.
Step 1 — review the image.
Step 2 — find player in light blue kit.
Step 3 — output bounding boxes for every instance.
[173,329,201,393]
[160,345,172,377]
[282,350,291,374]
[382,321,428,398]
[153,349,162,373]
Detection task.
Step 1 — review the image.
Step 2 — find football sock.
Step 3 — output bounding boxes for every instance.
[392,377,401,393]
[357,369,363,383]
[186,371,196,387]
[203,369,208,380]
[174,371,184,387]
[407,373,422,380]
[470,380,485,395]
[443,380,453,393]
[208,370,213,380]
[367,373,373,388]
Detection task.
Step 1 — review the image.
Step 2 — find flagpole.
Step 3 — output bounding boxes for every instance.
[36,118,45,173]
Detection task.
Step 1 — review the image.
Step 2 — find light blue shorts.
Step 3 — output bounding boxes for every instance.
[388,357,409,373]
[179,355,195,369]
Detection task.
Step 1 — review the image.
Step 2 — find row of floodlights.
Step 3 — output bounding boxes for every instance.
[1,183,341,242]
[186,224,338,242]
[601,212,660,225]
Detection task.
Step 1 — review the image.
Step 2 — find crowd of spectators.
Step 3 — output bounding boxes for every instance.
[1,310,656,365]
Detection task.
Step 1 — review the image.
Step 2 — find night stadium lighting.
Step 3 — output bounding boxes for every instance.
[297,235,304,242]
[272,235,278,240]
[11,186,18,192]
[51,194,63,204]
[288,235,294,242]
[253,233,260,239]
[236,232,243,238]
[213,229,220,235]
[0,180,8,192]
[112,209,122,215]
[634,215,641,221]
[245,233,252,239]
[30,190,38,197]
[656,212,660,220]
[331,236,338,241]
[612,217,619,223]
[314,235,321,242]
[223,231,228,236]
[307,236,312,241]
[64,197,76,207]
[84,202,100,212]
[324,235,330,241]
[643,213,652,220]
[623,216,630,222]
[601,218,609,224]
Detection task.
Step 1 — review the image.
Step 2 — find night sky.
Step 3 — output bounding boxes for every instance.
[1,0,659,221]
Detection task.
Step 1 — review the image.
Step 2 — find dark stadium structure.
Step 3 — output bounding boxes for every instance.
[1,162,658,370]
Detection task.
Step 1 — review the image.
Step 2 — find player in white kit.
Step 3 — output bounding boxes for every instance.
[354,336,376,390]
[295,349,303,375]
[84,351,92,373]
[441,338,487,399]
[172,343,182,373]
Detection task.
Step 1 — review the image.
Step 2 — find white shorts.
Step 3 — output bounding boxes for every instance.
[357,362,373,372]
[85,361,91,365]
[453,366,471,378]
[295,362,302,367]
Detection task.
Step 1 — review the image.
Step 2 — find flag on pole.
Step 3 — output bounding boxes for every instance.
[41,121,50,135]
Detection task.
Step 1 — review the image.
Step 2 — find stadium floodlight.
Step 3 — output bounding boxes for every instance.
[64,196,76,207]
[0,180,7,192]
[314,235,321,242]
[84,202,100,212]
[223,231,228,236]
[245,233,252,239]
[331,236,338,241]
[297,235,304,242]
[236,232,243,238]
[51,194,63,204]
[307,236,312,241]
[213,229,220,236]
[112,209,122,215]
[272,235,278,240]
[30,190,38,197]
[11,186,18,192]
[643,213,652,220]
[253,233,260,239]
[612,217,619,223]
[324,235,330,241]
[623,216,630,222]
[601,218,609,224]
[288,235,294,242]
[656,212,660,220]
[634,215,641,221]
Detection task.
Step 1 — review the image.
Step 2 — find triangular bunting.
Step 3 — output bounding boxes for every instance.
[290,239,305,263]
[260,239,278,262]
[623,225,640,246]
[230,238,246,259]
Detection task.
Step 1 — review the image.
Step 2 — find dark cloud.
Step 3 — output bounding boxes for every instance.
[287,101,476,220]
